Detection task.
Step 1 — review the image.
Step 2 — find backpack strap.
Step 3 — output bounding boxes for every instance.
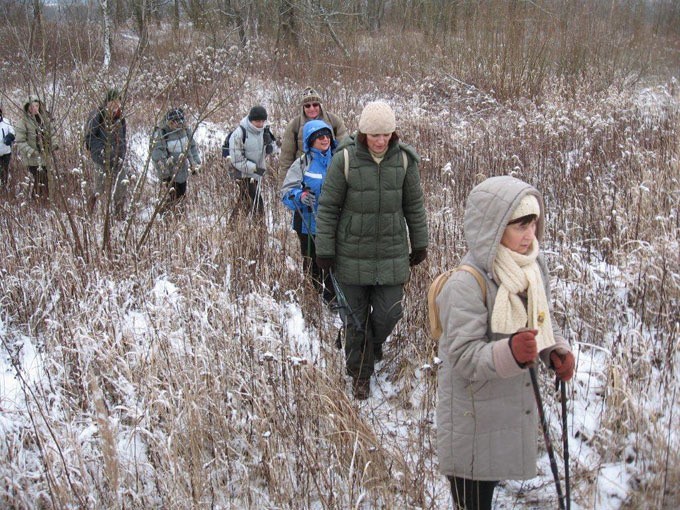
[458,264,487,303]
[427,264,487,340]
[342,147,408,181]
[343,148,349,180]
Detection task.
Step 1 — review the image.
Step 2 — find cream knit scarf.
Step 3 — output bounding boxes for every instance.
[491,240,555,351]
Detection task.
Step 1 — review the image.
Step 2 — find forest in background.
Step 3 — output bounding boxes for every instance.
[0,0,678,508]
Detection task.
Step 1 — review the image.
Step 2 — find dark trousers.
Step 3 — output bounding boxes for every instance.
[448,477,498,510]
[296,232,335,304]
[28,165,49,198]
[0,154,10,188]
[162,178,187,201]
[235,178,263,217]
[340,283,403,379]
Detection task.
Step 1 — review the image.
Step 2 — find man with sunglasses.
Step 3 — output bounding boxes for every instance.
[279,87,347,173]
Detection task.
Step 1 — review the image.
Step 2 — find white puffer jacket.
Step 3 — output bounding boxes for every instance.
[1,118,16,157]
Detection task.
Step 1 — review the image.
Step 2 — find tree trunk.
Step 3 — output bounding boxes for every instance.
[99,0,113,71]
[277,0,298,48]
[28,0,43,56]
[173,0,180,31]
[366,0,385,32]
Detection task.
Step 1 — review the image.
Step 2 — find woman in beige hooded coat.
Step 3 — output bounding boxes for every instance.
[436,176,575,509]
[15,96,58,199]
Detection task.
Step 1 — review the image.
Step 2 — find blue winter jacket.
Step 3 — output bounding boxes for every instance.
[280,120,337,235]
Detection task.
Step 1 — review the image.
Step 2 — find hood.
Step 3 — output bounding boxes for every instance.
[463,176,545,277]
[302,119,336,153]
[23,95,43,113]
[240,115,265,135]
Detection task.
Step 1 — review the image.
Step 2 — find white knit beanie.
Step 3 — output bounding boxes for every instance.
[358,101,396,135]
[511,194,540,221]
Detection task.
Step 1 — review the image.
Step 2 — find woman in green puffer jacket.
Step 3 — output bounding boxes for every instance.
[315,101,429,400]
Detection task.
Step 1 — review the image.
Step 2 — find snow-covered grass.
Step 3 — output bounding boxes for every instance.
[0,18,678,509]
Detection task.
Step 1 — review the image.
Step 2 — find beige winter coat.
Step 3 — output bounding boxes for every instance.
[435,176,571,481]
[279,108,347,172]
[14,96,58,167]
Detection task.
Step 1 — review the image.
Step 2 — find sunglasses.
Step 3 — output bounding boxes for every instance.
[314,134,331,140]
[304,102,320,109]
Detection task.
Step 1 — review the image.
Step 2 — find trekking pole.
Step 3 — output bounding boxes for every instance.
[250,177,262,219]
[529,366,565,510]
[328,269,364,334]
[557,376,571,510]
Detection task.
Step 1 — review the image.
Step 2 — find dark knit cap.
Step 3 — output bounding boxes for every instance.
[248,105,268,122]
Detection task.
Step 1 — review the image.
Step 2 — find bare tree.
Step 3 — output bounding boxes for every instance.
[276,0,298,48]
[28,0,43,56]
[366,0,385,32]
[98,0,114,70]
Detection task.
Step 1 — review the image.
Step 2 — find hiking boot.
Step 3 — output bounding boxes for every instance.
[353,377,370,400]
[374,343,383,362]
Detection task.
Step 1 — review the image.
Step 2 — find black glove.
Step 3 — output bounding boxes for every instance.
[255,167,266,177]
[409,248,427,266]
[3,132,15,145]
[316,257,334,271]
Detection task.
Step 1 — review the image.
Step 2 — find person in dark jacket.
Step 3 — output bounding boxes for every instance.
[15,96,58,200]
[85,89,128,216]
[435,176,575,510]
[279,87,347,173]
[0,107,15,190]
[280,120,337,304]
[151,108,201,212]
[315,101,429,400]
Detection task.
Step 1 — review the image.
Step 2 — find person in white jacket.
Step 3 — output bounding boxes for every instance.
[0,107,16,190]
[227,105,271,219]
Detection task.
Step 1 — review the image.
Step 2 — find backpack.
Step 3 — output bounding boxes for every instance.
[221,125,276,158]
[427,264,487,340]
[222,126,246,158]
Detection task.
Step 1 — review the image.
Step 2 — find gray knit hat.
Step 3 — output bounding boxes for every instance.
[300,87,323,105]
[358,101,396,135]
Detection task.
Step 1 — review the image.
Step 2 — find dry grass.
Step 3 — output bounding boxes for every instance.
[0,3,678,508]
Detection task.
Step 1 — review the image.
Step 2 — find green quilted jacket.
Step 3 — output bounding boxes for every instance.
[315,134,428,286]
